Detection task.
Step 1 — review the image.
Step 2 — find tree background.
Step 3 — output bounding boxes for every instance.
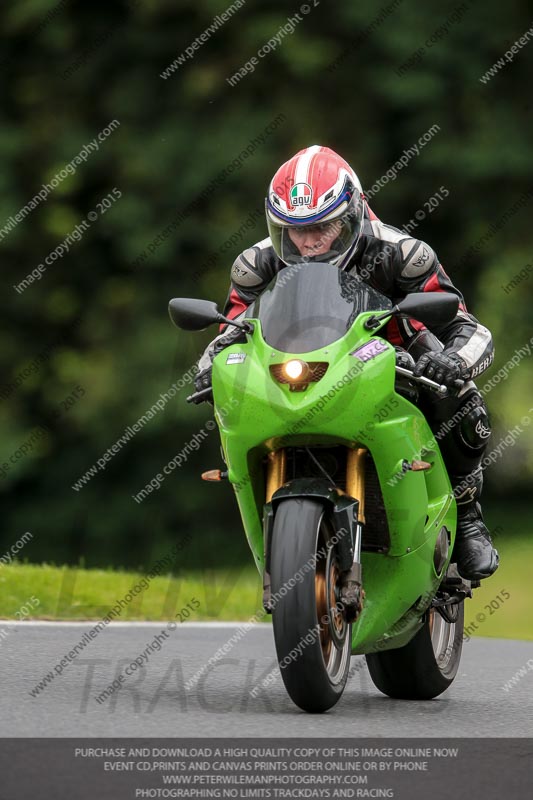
[1,0,531,570]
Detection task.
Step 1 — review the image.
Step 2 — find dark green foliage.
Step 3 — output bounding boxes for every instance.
[1,0,531,568]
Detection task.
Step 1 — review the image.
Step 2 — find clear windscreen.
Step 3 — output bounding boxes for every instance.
[247,262,392,353]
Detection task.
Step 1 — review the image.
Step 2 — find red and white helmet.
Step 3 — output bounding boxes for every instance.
[265,145,364,269]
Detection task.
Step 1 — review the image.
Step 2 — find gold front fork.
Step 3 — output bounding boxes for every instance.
[342,447,367,620]
[346,447,366,521]
[265,449,287,503]
[266,448,366,506]
[263,449,287,613]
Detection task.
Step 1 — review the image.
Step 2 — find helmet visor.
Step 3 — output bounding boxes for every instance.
[266,193,364,267]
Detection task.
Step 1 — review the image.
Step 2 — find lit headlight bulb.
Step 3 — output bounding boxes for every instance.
[283,359,308,381]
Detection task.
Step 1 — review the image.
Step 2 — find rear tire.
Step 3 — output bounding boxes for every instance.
[270,498,351,713]
[365,602,464,699]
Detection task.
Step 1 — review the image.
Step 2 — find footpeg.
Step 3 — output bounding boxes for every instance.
[431,563,474,622]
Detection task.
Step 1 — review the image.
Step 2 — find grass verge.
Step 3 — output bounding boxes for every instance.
[0,533,531,639]
[0,562,263,622]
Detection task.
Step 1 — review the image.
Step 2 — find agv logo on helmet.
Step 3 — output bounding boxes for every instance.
[290,183,313,207]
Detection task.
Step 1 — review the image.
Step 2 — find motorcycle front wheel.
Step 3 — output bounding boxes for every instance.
[365,601,464,699]
[270,498,352,713]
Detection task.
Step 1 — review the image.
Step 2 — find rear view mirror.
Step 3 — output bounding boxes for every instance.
[168,298,221,331]
[395,292,459,327]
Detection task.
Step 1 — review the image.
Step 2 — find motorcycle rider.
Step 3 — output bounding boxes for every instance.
[195,145,499,581]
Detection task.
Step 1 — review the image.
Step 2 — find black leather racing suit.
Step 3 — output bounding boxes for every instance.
[198,205,494,512]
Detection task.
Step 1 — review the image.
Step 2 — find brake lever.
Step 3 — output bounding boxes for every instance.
[395,366,448,396]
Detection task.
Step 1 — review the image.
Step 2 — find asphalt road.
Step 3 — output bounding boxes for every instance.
[1,622,532,737]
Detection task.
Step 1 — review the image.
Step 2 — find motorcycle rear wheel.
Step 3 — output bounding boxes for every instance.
[270,498,352,713]
[365,601,464,699]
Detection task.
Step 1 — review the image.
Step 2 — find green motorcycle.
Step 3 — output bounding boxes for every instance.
[169,263,477,712]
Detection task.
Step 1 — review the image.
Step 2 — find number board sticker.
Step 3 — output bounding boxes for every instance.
[226,353,247,364]
[350,339,389,363]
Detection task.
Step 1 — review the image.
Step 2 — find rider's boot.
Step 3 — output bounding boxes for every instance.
[451,468,499,580]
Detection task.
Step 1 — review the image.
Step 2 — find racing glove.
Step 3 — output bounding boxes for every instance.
[194,366,212,394]
[413,350,468,387]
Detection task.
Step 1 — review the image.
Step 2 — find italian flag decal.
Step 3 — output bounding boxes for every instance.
[290,182,313,207]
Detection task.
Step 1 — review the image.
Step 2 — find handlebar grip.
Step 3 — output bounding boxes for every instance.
[186,387,213,404]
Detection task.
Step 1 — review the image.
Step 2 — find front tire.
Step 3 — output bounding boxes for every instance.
[270,498,351,713]
[365,602,464,699]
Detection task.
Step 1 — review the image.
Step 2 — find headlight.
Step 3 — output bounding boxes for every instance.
[270,361,329,392]
[282,359,309,381]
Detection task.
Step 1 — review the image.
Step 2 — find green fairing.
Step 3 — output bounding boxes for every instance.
[211,310,456,656]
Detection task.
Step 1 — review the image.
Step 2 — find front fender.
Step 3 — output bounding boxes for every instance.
[264,478,358,574]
